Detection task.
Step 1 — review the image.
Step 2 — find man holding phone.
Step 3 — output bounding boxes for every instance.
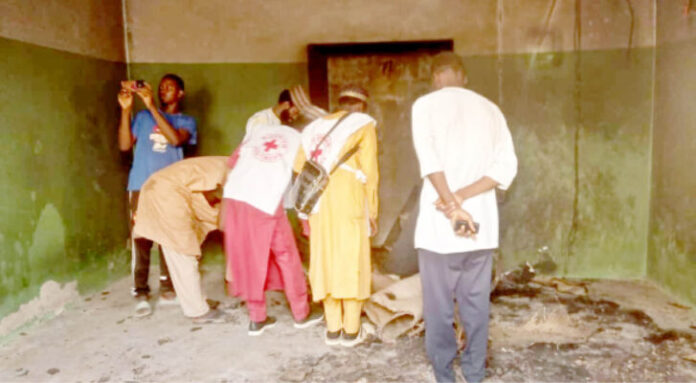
[411,52,517,383]
[117,74,198,317]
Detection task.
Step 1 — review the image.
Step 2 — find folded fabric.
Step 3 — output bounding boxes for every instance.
[290,85,328,120]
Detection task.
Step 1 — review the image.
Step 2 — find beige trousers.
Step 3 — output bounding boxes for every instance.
[161,246,209,318]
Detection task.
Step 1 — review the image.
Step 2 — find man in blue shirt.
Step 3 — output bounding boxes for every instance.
[117,74,197,317]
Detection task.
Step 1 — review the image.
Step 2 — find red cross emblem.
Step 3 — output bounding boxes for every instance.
[263,139,278,152]
[311,148,323,160]
[253,134,287,162]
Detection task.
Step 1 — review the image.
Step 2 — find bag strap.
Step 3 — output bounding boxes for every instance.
[329,141,362,175]
[311,112,352,158]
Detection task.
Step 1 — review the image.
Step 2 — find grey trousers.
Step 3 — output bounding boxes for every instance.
[418,248,493,383]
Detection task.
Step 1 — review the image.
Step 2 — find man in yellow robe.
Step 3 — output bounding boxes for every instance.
[294,86,379,347]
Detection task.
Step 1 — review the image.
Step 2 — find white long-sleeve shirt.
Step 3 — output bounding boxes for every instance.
[244,107,297,209]
[411,87,518,254]
[223,124,301,215]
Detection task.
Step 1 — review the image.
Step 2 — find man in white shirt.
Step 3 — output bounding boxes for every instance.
[411,52,518,383]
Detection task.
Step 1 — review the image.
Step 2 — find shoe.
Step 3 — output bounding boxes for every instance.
[294,307,324,329]
[134,298,152,318]
[192,308,229,324]
[341,327,366,347]
[157,291,179,307]
[248,316,277,336]
[324,330,342,346]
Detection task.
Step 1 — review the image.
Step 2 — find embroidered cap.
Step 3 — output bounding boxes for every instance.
[338,85,369,103]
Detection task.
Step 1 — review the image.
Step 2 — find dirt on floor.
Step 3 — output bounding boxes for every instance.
[488,276,696,382]
[1,264,695,382]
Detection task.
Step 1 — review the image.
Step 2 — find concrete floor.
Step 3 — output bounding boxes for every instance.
[1,264,695,382]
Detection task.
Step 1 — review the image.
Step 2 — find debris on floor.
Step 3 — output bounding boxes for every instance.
[487,268,696,382]
[1,262,695,382]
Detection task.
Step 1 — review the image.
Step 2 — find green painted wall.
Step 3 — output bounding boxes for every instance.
[0,37,130,318]
[649,34,696,306]
[498,48,653,279]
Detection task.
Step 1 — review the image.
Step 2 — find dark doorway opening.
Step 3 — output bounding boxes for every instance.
[307,40,453,110]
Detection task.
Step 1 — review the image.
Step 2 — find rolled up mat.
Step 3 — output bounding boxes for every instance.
[365,274,423,343]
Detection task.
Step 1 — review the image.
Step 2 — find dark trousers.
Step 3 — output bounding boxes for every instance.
[130,191,174,298]
[418,248,493,383]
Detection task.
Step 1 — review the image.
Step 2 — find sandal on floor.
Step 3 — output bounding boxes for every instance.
[134,300,152,318]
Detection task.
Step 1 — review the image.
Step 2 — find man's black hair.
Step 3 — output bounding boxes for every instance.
[431,52,466,76]
[278,89,294,106]
[161,73,185,91]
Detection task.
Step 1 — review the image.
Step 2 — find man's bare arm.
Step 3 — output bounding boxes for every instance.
[426,172,476,237]
[427,172,459,207]
[435,176,500,211]
[117,88,134,151]
[455,176,499,201]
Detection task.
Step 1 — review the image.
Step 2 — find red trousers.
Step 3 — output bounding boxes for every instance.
[223,199,309,322]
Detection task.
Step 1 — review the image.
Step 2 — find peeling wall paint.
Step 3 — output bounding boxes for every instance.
[27,204,67,286]
[498,48,653,279]
[0,36,130,318]
[0,280,79,338]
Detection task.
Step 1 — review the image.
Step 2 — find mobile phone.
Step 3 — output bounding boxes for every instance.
[454,220,480,234]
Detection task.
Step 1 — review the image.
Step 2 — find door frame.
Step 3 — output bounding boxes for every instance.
[306,40,454,110]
